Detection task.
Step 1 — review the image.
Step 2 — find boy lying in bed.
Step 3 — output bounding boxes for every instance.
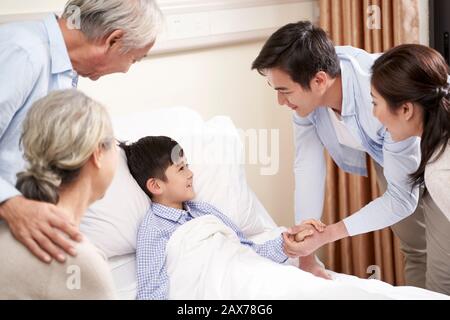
[121,136,325,300]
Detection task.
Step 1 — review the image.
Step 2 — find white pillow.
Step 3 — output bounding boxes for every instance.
[81,107,276,258]
[80,148,150,258]
[189,116,276,236]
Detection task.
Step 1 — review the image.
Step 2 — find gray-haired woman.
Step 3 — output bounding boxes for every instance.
[0,90,118,299]
[0,0,162,265]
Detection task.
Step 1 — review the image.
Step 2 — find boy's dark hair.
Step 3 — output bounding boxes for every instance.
[252,21,340,89]
[120,136,184,198]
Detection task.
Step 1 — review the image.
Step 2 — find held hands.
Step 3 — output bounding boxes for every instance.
[282,219,326,258]
[0,196,82,263]
[282,219,332,280]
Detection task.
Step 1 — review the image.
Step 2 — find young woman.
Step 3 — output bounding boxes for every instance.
[0,89,118,299]
[371,44,450,294]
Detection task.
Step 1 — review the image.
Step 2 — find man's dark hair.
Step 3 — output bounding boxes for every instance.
[252,21,340,89]
[120,136,184,198]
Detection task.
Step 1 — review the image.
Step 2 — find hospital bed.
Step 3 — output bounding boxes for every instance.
[80,107,448,300]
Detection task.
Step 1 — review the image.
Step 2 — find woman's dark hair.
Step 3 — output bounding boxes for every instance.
[372,44,450,187]
[251,21,340,89]
[120,136,184,198]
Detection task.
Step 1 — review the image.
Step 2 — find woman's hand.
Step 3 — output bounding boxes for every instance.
[292,219,326,242]
[281,219,326,257]
[0,196,82,263]
[283,221,350,258]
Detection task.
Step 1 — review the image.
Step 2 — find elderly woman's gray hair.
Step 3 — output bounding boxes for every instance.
[62,0,163,52]
[16,89,114,205]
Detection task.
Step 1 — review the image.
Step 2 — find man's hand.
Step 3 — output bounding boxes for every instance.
[288,219,326,242]
[282,227,326,258]
[0,196,82,263]
[285,221,349,258]
[289,219,326,241]
[281,219,326,257]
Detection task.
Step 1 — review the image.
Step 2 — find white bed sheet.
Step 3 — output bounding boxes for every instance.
[108,229,286,300]
[108,223,448,300]
[166,215,447,300]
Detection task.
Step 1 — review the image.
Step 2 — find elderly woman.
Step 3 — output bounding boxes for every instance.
[0,0,162,264]
[0,90,118,299]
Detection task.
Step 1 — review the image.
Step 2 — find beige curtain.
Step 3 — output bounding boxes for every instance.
[318,0,420,285]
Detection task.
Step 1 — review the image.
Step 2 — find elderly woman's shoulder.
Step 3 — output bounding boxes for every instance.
[52,238,118,300]
[0,223,117,299]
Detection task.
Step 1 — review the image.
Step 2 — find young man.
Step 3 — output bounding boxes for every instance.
[252,21,425,287]
[120,136,324,300]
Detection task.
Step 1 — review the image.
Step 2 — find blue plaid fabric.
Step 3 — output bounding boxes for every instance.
[136,201,288,300]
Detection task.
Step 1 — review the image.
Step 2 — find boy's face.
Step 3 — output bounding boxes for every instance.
[159,158,195,203]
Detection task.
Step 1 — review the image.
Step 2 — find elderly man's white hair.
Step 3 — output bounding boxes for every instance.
[62,0,163,52]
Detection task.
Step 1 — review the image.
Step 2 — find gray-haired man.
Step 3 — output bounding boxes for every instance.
[0,0,163,264]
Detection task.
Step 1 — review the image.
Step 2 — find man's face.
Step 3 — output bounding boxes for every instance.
[266,68,320,118]
[160,158,196,204]
[76,42,154,81]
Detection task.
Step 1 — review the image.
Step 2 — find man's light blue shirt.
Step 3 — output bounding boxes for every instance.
[293,46,422,236]
[0,14,78,204]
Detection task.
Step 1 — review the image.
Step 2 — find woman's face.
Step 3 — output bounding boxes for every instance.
[371,86,422,142]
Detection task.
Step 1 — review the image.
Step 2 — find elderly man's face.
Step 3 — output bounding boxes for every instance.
[76,41,154,81]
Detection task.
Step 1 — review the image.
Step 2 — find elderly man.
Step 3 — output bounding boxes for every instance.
[0,0,162,264]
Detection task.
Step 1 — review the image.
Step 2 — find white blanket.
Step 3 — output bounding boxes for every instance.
[166,216,448,300]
